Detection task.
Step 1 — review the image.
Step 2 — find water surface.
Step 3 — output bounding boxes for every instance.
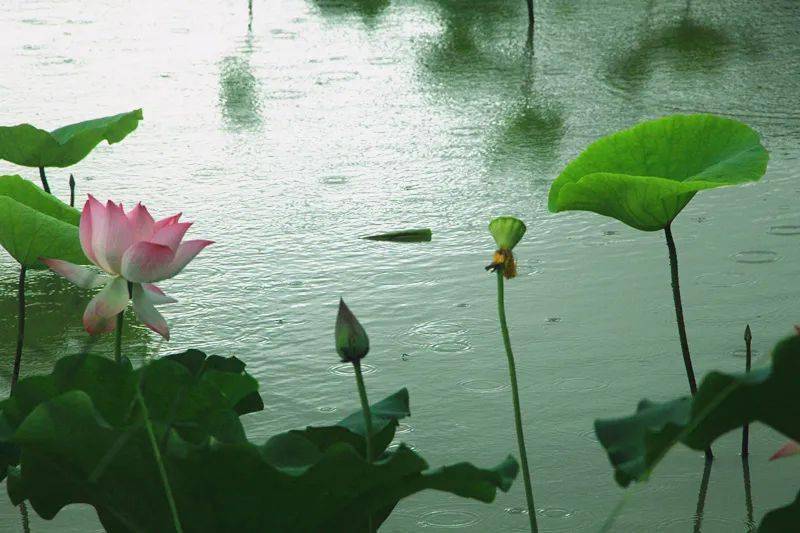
[0,0,799,531]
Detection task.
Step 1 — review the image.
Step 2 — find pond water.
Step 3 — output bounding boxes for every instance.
[1,0,799,531]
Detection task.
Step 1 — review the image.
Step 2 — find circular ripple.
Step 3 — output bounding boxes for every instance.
[270,29,298,39]
[432,340,471,353]
[733,250,779,264]
[317,406,337,413]
[539,507,574,519]
[396,423,414,434]
[328,363,377,376]
[731,348,761,358]
[367,56,400,65]
[552,377,610,393]
[265,89,305,100]
[696,271,753,288]
[320,175,349,185]
[411,320,466,337]
[417,510,481,529]
[459,379,509,393]
[768,224,800,236]
[316,70,358,84]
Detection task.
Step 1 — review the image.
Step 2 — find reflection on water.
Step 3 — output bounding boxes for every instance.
[0,269,152,393]
[311,0,390,24]
[218,32,262,129]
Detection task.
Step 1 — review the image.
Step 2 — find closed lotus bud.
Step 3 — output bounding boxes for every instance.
[487,216,526,279]
[335,299,369,363]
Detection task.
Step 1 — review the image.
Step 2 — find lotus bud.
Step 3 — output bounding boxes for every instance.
[335,299,369,363]
[486,216,526,279]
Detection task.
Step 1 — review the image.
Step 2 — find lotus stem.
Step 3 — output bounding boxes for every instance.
[692,459,712,533]
[114,282,133,364]
[496,271,538,533]
[352,360,375,532]
[19,501,30,533]
[137,388,184,533]
[663,223,712,461]
[69,173,75,207]
[742,456,754,531]
[38,166,51,194]
[526,0,534,30]
[742,324,752,457]
[11,266,27,392]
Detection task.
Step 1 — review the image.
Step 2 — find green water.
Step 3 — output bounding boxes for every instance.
[0,0,798,531]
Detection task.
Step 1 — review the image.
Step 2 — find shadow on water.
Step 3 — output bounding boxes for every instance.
[606,2,762,96]
[0,269,152,391]
[742,457,755,532]
[310,0,390,26]
[218,31,263,130]
[693,460,713,533]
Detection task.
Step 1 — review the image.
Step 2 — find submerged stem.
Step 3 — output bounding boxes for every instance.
[496,271,538,533]
[11,266,27,392]
[138,389,184,533]
[525,0,534,29]
[353,360,374,532]
[115,311,124,365]
[38,167,51,194]
[663,224,713,461]
[692,459,712,533]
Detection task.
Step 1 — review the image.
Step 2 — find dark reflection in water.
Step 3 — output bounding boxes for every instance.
[218,32,262,130]
[0,269,151,391]
[743,457,755,532]
[606,2,762,96]
[311,0,390,25]
[693,459,713,533]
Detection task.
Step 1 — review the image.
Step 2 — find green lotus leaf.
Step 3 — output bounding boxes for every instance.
[0,109,143,168]
[0,350,262,482]
[548,114,769,231]
[0,174,87,267]
[594,335,800,488]
[363,228,432,242]
[4,356,516,532]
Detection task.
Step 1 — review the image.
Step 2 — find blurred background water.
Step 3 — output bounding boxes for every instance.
[0,0,798,531]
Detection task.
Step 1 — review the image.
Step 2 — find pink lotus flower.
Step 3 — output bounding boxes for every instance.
[41,196,212,340]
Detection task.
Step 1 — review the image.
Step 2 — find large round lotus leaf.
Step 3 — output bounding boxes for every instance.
[548,114,769,231]
[0,109,142,168]
[0,175,87,267]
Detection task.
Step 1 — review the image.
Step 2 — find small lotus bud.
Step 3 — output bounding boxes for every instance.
[489,216,526,251]
[335,299,369,363]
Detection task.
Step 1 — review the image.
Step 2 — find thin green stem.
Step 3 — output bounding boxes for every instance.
[115,312,124,364]
[137,389,184,533]
[38,167,51,194]
[664,224,713,462]
[353,360,374,532]
[11,266,27,392]
[496,271,538,533]
[742,324,752,457]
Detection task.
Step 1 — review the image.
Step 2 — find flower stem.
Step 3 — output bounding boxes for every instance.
[742,324,752,457]
[69,173,75,207]
[137,388,183,533]
[664,223,713,462]
[353,360,374,532]
[38,167,51,194]
[115,311,124,365]
[496,271,538,533]
[11,266,27,392]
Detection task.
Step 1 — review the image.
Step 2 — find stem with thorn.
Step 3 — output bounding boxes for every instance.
[664,223,712,461]
[742,324,752,456]
[38,166,51,194]
[496,271,538,533]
